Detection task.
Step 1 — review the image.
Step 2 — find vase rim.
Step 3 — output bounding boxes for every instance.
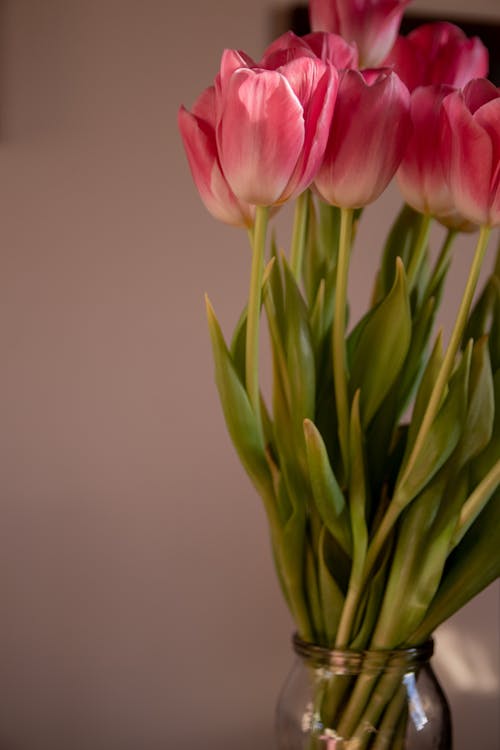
[292,633,434,673]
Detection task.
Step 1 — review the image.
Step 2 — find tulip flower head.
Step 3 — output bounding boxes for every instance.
[397,84,456,219]
[178,86,254,227]
[314,68,411,208]
[216,50,339,207]
[442,78,500,227]
[261,30,359,71]
[385,22,489,92]
[309,0,411,67]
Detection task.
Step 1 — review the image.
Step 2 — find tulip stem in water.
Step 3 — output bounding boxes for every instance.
[290,190,309,281]
[333,207,354,481]
[246,205,269,439]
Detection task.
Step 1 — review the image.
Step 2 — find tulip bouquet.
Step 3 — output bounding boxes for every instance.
[179,0,500,745]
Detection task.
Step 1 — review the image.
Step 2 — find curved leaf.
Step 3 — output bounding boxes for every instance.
[303,418,351,556]
[205,297,273,503]
[350,258,411,426]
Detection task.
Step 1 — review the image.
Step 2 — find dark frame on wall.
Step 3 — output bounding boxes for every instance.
[272,6,500,84]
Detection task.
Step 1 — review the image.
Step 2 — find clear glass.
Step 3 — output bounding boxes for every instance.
[276,635,452,750]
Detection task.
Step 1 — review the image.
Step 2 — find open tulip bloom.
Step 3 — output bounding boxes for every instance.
[179,0,500,744]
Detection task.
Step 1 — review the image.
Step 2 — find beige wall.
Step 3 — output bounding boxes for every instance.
[0,2,498,749]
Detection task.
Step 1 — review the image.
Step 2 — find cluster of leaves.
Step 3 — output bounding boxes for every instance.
[206,197,500,650]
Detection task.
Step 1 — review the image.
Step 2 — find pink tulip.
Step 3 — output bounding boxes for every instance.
[442,79,500,227]
[309,0,411,67]
[314,69,411,208]
[261,30,359,71]
[397,84,475,230]
[178,86,254,227]
[385,22,489,92]
[397,85,456,218]
[216,50,339,206]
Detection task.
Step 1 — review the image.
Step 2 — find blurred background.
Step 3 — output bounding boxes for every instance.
[0,1,498,749]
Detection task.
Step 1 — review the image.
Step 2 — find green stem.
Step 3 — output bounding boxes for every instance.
[335,581,363,649]
[370,684,407,750]
[333,207,354,480]
[246,206,269,439]
[452,457,500,548]
[340,670,400,744]
[422,228,457,306]
[290,191,309,281]
[406,213,432,292]
[363,225,492,590]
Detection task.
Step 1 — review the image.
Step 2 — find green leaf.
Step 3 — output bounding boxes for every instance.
[456,336,494,466]
[283,259,316,424]
[318,525,345,644]
[310,277,325,359]
[231,257,276,385]
[375,203,422,303]
[205,296,273,503]
[397,296,437,415]
[463,275,498,344]
[318,200,341,269]
[349,392,368,570]
[350,258,412,426]
[230,305,248,385]
[305,539,324,641]
[490,275,500,371]
[405,332,444,456]
[453,458,500,547]
[303,418,351,556]
[408,489,500,643]
[471,368,500,484]
[397,343,472,508]
[351,545,392,649]
[273,506,313,640]
[263,258,292,441]
[374,464,467,647]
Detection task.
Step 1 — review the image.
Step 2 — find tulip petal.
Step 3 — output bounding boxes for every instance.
[217,68,305,205]
[218,48,256,95]
[315,70,410,208]
[443,91,494,226]
[303,32,359,69]
[475,99,500,224]
[178,105,252,226]
[385,22,489,91]
[397,85,455,216]
[281,59,338,200]
[309,0,341,35]
[260,31,315,70]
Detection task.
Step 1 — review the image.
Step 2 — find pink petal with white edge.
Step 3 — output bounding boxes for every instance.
[397,85,455,216]
[217,68,305,205]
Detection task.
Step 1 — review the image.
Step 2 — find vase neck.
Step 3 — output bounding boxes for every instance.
[292,633,434,675]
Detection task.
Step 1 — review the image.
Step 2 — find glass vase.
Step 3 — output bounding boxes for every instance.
[276,634,452,750]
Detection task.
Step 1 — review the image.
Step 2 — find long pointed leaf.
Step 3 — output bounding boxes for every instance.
[304,418,351,556]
